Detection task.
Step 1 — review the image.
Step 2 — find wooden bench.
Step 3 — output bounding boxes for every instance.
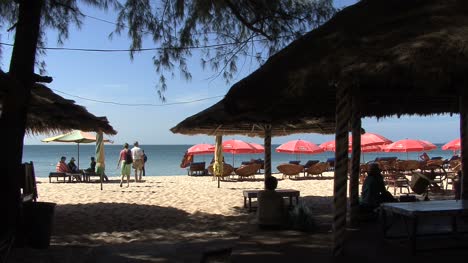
[243,189,300,212]
[49,172,70,183]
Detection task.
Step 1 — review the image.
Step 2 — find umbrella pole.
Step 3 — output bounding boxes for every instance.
[77,143,80,170]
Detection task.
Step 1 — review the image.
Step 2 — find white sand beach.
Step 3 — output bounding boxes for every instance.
[11,173,338,262]
[10,172,459,262]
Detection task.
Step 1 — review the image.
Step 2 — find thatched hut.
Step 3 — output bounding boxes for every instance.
[0,81,117,135]
[172,0,468,256]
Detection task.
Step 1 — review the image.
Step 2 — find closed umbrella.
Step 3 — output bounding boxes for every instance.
[42,130,111,169]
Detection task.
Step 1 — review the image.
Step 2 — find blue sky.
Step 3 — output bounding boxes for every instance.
[1,0,460,145]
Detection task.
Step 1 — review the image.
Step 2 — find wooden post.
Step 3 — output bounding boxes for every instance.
[349,96,361,227]
[215,135,223,188]
[333,84,351,256]
[460,96,468,199]
[264,125,272,178]
[0,0,43,236]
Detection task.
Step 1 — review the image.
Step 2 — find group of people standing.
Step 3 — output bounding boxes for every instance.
[118,141,147,187]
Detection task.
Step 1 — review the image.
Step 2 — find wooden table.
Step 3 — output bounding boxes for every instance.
[380,200,468,254]
[243,189,300,212]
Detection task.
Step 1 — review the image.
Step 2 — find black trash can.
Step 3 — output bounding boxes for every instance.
[22,201,56,249]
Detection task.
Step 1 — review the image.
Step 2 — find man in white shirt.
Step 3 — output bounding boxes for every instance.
[131,141,144,182]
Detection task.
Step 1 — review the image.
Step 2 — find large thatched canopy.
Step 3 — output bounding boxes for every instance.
[223,0,465,119]
[170,99,335,137]
[0,78,117,135]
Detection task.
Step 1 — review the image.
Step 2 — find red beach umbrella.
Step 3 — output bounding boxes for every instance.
[276,139,324,154]
[248,142,265,154]
[319,132,392,152]
[221,139,258,154]
[442,138,460,152]
[187,143,215,155]
[383,139,437,159]
[276,139,324,161]
[383,139,437,153]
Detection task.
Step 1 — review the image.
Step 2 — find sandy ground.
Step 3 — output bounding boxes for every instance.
[10,171,457,262]
[10,172,342,262]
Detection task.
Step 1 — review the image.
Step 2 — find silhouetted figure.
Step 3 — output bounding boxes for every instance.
[257,176,287,229]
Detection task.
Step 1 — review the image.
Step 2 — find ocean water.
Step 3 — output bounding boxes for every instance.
[23,144,455,178]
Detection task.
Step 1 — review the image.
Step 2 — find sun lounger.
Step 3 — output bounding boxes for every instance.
[208,163,234,179]
[235,163,262,180]
[304,162,329,178]
[188,162,207,176]
[48,172,70,183]
[277,163,304,179]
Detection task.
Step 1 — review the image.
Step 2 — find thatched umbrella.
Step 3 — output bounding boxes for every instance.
[223,0,463,118]
[171,99,335,180]
[1,83,117,135]
[173,0,468,256]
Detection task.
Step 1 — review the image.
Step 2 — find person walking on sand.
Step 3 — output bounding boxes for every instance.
[131,141,144,182]
[118,143,132,187]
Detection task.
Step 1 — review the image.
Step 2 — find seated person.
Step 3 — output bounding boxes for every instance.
[360,162,395,213]
[419,152,430,162]
[85,157,96,173]
[257,176,287,229]
[68,157,79,173]
[56,156,71,173]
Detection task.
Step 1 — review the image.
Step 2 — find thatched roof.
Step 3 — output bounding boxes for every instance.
[170,99,335,137]
[223,0,464,118]
[0,74,117,135]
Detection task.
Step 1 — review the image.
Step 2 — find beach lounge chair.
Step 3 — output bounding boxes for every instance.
[83,170,104,182]
[304,162,329,178]
[277,163,304,179]
[325,157,335,171]
[208,163,234,179]
[235,163,262,180]
[48,172,70,183]
[188,162,207,176]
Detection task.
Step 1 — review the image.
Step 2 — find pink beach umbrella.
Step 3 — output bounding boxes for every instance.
[319,132,392,151]
[442,138,460,153]
[276,139,324,161]
[187,143,215,155]
[248,142,265,154]
[221,139,258,154]
[208,139,259,166]
[383,139,437,159]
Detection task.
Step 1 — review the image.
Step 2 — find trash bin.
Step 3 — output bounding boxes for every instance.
[22,201,56,249]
